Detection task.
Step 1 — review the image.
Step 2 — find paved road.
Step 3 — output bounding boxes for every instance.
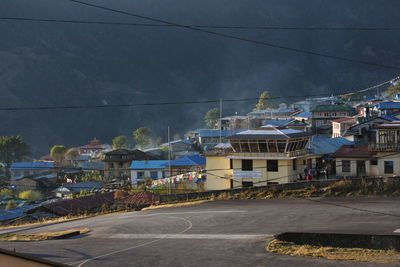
[1,197,400,266]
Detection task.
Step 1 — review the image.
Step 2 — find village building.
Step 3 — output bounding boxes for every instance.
[10,162,55,184]
[78,138,112,159]
[129,160,169,187]
[53,181,104,198]
[102,149,156,180]
[219,115,248,130]
[205,126,316,190]
[332,117,357,138]
[311,104,356,134]
[334,121,400,177]
[166,154,206,176]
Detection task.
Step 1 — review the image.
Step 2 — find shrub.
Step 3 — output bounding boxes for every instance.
[0,188,12,196]
[18,190,42,202]
[5,200,16,210]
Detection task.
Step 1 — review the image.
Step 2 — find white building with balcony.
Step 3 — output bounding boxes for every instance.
[205,126,316,190]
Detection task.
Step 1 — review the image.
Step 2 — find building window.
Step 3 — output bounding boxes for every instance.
[242,160,253,171]
[384,161,394,174]
[342,160,351,173]
[370,159,378,165]
[293,159,297,171]
[137,171,145,179]
[230,159,233,169]
[150,171,158,179]
[267,160,278,172]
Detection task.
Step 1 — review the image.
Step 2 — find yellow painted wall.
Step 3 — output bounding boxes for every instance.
[205,156,232,190]
[206,155,315,190]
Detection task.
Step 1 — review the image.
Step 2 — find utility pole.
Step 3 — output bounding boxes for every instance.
[168,126,171,194]
[219,98,222,144]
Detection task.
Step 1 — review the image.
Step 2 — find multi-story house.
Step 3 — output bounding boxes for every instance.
[129,160,169,187]
[311,104,356,134]
[332,117,357,138]
[103,149,155,180]
[205,126,316,190]
[334,121,400,177]
[78,138,112,159]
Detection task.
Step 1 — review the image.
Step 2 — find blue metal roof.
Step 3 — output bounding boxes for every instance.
[379,114,399,121]
[10,162,54,170]
[198,129,243,137]
[294,111,312,118]
[311,136,354,155]
[377,102,400,110]
[129,160,169,170]
[163,154,206,167]
[0,204,39,222]
[263,119,292,127]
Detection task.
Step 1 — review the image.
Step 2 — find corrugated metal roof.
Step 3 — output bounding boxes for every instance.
[164,154,206,166]
[198,129,243,137]
[79,161,104,169]
[262,120,292,127]
[129,160,169,170]
[294,111,312,118]
[0,204,39,222]
[10,162,54,170]
[311,136,354,155]
[377,101,400,109]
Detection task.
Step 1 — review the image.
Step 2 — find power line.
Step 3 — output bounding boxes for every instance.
[0,75,397,112]
[64,0,400,70]
[2,17,400,31]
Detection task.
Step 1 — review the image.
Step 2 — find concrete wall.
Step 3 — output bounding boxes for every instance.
[205,156,232,190]
[205,156,316,190]
[336,155,400,178]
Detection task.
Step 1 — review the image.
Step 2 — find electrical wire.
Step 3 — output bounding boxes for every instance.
[0,75,397,112]
[64,0,400,70]
[2,17,400,31]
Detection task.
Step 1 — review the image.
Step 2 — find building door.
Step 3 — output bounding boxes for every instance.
[356,160,366,177]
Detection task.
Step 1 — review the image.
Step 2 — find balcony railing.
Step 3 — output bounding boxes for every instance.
[368,143,400,152]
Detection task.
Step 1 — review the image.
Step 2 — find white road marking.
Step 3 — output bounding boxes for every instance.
[92,233,272,240]
[75,216,193,267]
[125,210,246,218]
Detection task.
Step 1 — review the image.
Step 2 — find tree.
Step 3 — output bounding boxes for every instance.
[50,145,67,164]
[254,91,278,110]
[18,190,42,202]
[0,136,31,166]
[204,108,220,129]
[64,148,80,165]
[112,136,129,149]
[132,127,151,148]
[79,171,104,182]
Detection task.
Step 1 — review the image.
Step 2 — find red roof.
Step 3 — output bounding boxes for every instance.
[332,145,373,158]
[121,191,160,205]
[79,138,110,150]
[332,117,355,123]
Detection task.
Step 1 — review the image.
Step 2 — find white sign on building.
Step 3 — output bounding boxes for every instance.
[233,170,262,179]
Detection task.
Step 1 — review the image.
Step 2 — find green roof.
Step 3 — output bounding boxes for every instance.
[312,104,354,112]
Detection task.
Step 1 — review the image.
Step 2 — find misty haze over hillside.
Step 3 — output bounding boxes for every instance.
[1,0,400,156]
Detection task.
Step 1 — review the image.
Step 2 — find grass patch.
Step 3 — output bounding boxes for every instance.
[141,200,212,211]
[267,239,400,264]
[0,228,90,242]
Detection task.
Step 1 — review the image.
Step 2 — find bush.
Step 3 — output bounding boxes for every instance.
[0,188,12,196]
[18,190,42,202]
[5,200,16,210]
